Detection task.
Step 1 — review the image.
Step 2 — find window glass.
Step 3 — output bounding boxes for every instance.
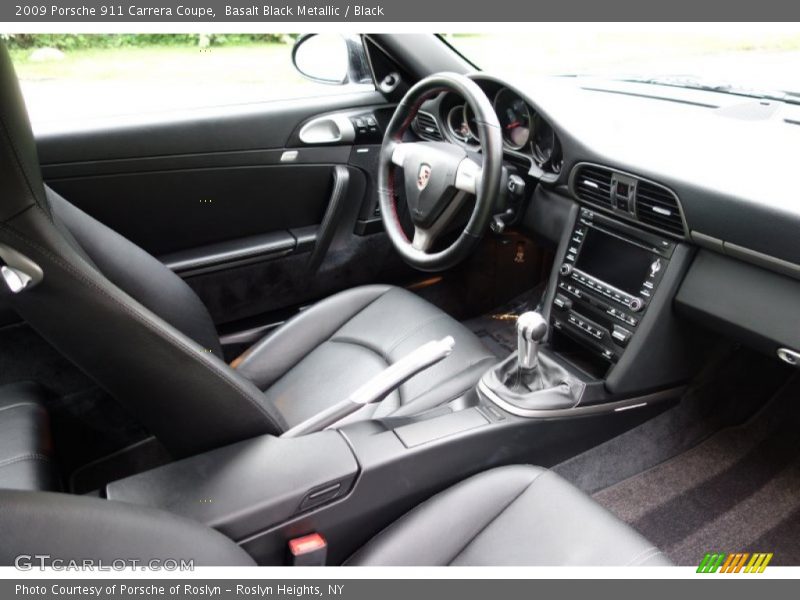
[3,34,374,125]
[445,29,800,98]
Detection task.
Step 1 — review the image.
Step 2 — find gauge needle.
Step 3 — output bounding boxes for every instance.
[506,121,520,129]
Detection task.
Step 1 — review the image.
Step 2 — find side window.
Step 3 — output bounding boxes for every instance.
[4,34,375,126]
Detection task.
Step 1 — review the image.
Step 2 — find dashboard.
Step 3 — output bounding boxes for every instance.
[409,72,800,373]
[412,80,564,182]
[411,73,800,267]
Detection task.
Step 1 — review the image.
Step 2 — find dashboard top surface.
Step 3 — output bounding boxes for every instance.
[418,73,800,267]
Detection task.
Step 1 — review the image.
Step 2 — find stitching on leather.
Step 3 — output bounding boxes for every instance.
[241,286,392,385]
[325,286,393,341]
[328,336,391,365]
[0,220,284,434]
[2,202,37,225]
[0,453,51,469]
[0,94,52,222]
[385,312,450,355]
[256,287,392,380]
[448,469,548,565]
[329,290,447,357]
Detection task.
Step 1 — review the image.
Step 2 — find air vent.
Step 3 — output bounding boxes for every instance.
[636,181,685,237]
[573,165,613,208]
[413,111,443,141]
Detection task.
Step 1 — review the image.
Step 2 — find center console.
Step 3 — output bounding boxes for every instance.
[100,193,712,567]
[481,192,709,410]
[552,208,675,365]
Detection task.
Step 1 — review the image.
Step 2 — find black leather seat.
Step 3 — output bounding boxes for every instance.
[235,284,495,426]
[348,466,670,566]
[0,42,494,458]
[0,466,670,566]
[0,382,59,491]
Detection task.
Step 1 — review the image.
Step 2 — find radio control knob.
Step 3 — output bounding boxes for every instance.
[559,263,573,276]
[629,297,644,312]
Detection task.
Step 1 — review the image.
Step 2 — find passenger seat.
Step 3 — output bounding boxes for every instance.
[0,382,59,490]
[0,466,670,566]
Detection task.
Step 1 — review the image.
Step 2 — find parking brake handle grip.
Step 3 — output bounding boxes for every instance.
[281,336,455,438]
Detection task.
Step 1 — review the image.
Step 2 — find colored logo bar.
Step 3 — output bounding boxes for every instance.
[697,552,773,573]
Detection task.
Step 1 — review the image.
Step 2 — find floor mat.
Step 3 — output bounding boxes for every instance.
[463,284,546,357]
[592,374,800,566]
[554,347,791,494]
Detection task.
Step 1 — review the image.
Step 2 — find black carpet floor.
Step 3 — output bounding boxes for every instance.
[590,373,800,566]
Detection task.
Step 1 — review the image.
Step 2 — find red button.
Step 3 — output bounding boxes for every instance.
[289,533,327,556]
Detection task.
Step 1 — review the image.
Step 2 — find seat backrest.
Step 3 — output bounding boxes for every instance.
[0,42,286,457]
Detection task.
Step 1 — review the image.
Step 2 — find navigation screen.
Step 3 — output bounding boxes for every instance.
[574,229,653,296]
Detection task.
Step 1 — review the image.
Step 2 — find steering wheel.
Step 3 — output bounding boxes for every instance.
[378,73,503,272]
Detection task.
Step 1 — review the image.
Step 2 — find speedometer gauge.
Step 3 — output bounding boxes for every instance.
[447,105,473,143]
[494,88,532,150]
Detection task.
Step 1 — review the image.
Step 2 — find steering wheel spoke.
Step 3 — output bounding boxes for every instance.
[391,142,416,167]
[454,157,482,195]
[412,227,435,252]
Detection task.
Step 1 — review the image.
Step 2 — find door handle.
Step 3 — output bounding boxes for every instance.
[299,115,356,145]
[307,166,350,272]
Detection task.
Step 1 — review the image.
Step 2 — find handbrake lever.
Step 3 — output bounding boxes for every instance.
[281,336,455,438]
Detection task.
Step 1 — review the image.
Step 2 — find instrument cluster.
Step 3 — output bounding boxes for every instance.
[441,86,563,175]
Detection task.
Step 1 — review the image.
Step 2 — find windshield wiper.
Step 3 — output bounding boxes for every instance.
[619,75,800,106]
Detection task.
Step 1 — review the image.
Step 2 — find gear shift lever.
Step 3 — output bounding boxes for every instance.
[517,311,548,371]
[480,310,582,411]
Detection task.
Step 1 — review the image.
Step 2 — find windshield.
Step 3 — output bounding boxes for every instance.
[444,27,800,99]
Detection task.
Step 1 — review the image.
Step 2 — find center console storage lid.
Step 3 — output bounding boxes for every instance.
[105,431,358,541]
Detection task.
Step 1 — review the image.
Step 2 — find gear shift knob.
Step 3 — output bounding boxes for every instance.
[517,311,548,371]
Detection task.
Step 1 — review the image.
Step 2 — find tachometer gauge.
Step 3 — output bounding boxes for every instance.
[494,88,532,150]
[532,113,556,165]
[550,139,563,174]
[447,105,473,143]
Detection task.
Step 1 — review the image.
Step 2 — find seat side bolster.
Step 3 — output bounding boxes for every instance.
[345,465,547,566]
[0,382,59,492]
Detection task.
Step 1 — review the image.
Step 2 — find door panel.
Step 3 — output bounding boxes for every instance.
[35,91,387,163]
[31,91,413,336]
[47,165,335,255]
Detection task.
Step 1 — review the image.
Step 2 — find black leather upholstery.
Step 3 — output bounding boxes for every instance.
[0,43,287,457]
[48,188,224,359]
[0,382,59,491]
[0,466,669,566]
[0,42,495,457]
[348,465,671,566]
[236,285,496,427]
[0,489,255,566]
